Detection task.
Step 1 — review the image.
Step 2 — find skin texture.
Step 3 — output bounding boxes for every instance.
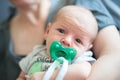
[18,5,98,80]
[29,5,120,80]
[87,25,120,80]
[13,0,120,80]
[45,6,98,58]
[9,0,50,55]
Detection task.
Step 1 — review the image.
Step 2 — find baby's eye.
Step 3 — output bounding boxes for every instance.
[75,39,81,43]
[58,29,65,33]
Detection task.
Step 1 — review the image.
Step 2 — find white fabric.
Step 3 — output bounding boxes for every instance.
[56,57,68,80]
[43,51,96,80]
[43,57,68,80]
[72,51,96,64]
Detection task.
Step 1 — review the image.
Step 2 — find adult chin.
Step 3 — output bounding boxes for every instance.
[10,0,40,7]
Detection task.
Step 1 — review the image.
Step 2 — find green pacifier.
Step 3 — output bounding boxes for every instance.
[50,41,77,63]
[29,41,76,75]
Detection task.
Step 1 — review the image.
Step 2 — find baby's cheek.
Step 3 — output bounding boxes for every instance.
[76,50,84,57]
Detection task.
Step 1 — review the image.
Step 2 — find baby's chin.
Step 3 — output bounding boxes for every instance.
[13,0,40,7]
[76,52,84,57]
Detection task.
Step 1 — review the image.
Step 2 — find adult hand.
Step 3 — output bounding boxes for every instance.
[28,72,45,80]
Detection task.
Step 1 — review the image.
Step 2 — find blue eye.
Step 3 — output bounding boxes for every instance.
[58,29,64,33]
[76,39,81,43]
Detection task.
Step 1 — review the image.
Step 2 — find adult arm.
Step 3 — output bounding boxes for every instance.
[29,61,91,80]
[76,1,120,79]
[87,25,120,80]
[16,71,26,80]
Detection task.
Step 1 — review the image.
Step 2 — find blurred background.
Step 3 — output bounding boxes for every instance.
[0,0,11,23]
[0,0,120,30]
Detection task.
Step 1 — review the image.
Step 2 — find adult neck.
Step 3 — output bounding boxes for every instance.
[10,3,45,56]
[16,4,43,27]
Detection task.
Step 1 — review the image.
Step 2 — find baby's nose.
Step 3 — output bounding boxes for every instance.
[60,37,72,47]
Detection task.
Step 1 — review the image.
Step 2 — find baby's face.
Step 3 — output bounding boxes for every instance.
[45,16,93,58]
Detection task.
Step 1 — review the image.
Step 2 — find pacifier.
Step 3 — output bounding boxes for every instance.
[50,41,77,63]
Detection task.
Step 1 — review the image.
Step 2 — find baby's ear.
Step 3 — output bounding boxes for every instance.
[44,23,52,39]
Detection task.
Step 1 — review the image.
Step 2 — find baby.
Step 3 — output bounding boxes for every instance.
[18,5,98,80]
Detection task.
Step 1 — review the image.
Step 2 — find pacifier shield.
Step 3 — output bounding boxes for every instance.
[50,41,76,63]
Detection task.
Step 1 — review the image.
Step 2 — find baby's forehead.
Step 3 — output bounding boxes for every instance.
[56,6,93,18]
[55,6,97,27]
[53,6,98,40]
